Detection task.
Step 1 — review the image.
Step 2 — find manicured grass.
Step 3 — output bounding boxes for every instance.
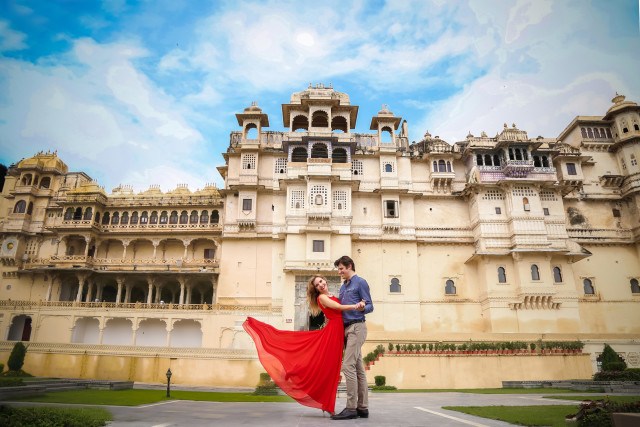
[444,405,576,427]
[543,395,640,403]
[373,387,589,394]
[13,389,293,406]
[0,405,112,427]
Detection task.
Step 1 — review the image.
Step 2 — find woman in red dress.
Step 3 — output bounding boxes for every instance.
[243,275,363,415]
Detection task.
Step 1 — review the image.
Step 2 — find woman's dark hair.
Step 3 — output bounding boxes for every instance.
[334,255,355,272]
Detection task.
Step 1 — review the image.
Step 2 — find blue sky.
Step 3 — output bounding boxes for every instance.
[1,0,639,192]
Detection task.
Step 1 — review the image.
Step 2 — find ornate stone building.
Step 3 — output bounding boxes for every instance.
[1,86,639,387]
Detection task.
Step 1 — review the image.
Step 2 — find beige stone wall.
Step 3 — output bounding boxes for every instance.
[366,354,593,389]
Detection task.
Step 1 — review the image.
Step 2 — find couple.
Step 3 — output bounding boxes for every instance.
[243,255,374,420]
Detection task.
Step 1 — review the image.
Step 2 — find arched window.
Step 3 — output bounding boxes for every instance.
[311,111,329,127]
[553,267,563,283]
[508,148,515,160]
[291,147,308,162]
[291,115,309,132]
[438,159,446,172]
[531,265,540,280]
[476,154,483,166]
[169,211,179,224]
[583,278,595,294]
[121,211,129,224]
[390,278,401,293]
[200,211,209,224]
[493,155,500,166]
[130,211,139,224]
[179,211,189,224]
[542,156,549,167]
[311,143,328,158]
[95,212,100,223]
[581,128,587,138]
[631,278,640,294]
[533,156,541,167]
[446,161,452,172]
[211,210,220,224]
[380,127,393,143]
[159,211,168,224]
[27,202,33,215]
[498,267,507,283]
[140,211,148,224]
[484,154,492,166]
[149,211,158,224]
[83,207,93,221]
[445,279,456,295]
[332,148,348,163]
[515,148,522,160]
[384,163,393,173]
[73,207,82,220]
[111,212,120,225]
[40,177,51,189]
[331,116,348,133]
[63,207,73,219]
[587,128,594,138]
[190,210,199,223]
[245,123,258,139]
[102,212,110,225]
[523,197,530,211]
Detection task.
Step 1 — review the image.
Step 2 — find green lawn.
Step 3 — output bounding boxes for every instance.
[374,387,590,394]
[543,395,640,403]
[444,405,576,427]
[13,389,293,406]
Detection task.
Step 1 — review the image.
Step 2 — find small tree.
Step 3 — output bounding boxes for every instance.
[388,342,394,351]
[597,344,627,371]
[7,342,27,372]
[374,376,386,386]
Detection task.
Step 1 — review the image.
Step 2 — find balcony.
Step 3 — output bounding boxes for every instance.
[501,160,534,177]
[23,256,220,272]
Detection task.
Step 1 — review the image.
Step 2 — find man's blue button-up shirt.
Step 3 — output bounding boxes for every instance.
[339,274,374,323]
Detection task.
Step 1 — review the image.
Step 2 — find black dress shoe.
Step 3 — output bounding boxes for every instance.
[357,408,369,418]
[331,408,358,420]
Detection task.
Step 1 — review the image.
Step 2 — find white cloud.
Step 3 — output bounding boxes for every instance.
[0,37,209,192]
[0,20,27,51]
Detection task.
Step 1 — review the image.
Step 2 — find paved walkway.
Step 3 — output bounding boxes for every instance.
[7,391,589,427]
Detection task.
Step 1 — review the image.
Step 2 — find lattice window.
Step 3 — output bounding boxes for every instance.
[382,162,395,173]
[275,158,287,174]
[352,160,363,176]
[242,154,256,170]
[631,154,638,166]
[310,185,328,205]
[332,190,348,211]
[290,190,305,209]
[482,190,505,200]
[540,191,557,201]
[512,186,536,197]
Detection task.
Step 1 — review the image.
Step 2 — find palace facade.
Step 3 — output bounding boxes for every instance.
[1,86,639,388]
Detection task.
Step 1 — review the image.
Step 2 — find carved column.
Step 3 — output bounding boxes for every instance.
[96,283,104,301]
[152,241,159,260]
[75,276,86,302]
[186,285,192,305]
[122,240,130,260]
[211,276,217,305]
[116,276,125,304]
[123,284,131,303]
[54,239,61,256]
[45,275,55,302]
[166,321,173,347]
[146,276,155,304]
[178,276,186,305]
[83,236,91,258]
[86,280,94,302]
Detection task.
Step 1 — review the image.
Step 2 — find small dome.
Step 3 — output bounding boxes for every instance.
[17,151,68,173]
[244,101,262,112]
[68,181,105,196]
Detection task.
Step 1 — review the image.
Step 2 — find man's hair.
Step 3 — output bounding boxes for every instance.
[334,255,355,272]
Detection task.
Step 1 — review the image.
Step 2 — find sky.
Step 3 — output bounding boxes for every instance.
[0,0,639,193]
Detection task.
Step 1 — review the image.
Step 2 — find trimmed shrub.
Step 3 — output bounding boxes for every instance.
[371,385,397,391]
[374,376,386,386]
[597,344,626,371]
[603,361,627,372]
[0,377,23,387]
[593,369,640,381]
[7,342,27,372]
[0,405,111,427]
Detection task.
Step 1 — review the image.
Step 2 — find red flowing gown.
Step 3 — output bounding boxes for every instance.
[243,296,344,414]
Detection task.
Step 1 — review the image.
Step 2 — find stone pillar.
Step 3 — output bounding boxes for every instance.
[86,280,94,302]
[45,276,54,302]
[55,239,61,256]
[123,284,131,303]
[155,285,162,303]
[152,242,158,260]
[75,278,85,302]
[186,285,192,305]
[146,277,154,304]
[122,241,129,260]
[116,276,125,304]
[166,322,173,347]
[211,277,217,305]
[83,236,91,258]
[96,284,104,301]
[178,276,186,305]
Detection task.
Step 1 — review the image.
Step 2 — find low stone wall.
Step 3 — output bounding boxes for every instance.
[366,353,593,389]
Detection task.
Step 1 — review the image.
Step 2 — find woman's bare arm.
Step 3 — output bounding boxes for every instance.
[318,294,359,311]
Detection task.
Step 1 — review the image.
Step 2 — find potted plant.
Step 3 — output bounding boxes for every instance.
[530,342,536,353]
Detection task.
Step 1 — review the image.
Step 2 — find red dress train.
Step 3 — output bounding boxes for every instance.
[243,296,344,414]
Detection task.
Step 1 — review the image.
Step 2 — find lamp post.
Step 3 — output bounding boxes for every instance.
[166,368,172,398]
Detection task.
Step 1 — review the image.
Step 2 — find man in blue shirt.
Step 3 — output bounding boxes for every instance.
[331,255,374,420]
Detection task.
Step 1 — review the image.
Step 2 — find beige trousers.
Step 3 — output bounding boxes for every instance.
[342,322,368,410]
